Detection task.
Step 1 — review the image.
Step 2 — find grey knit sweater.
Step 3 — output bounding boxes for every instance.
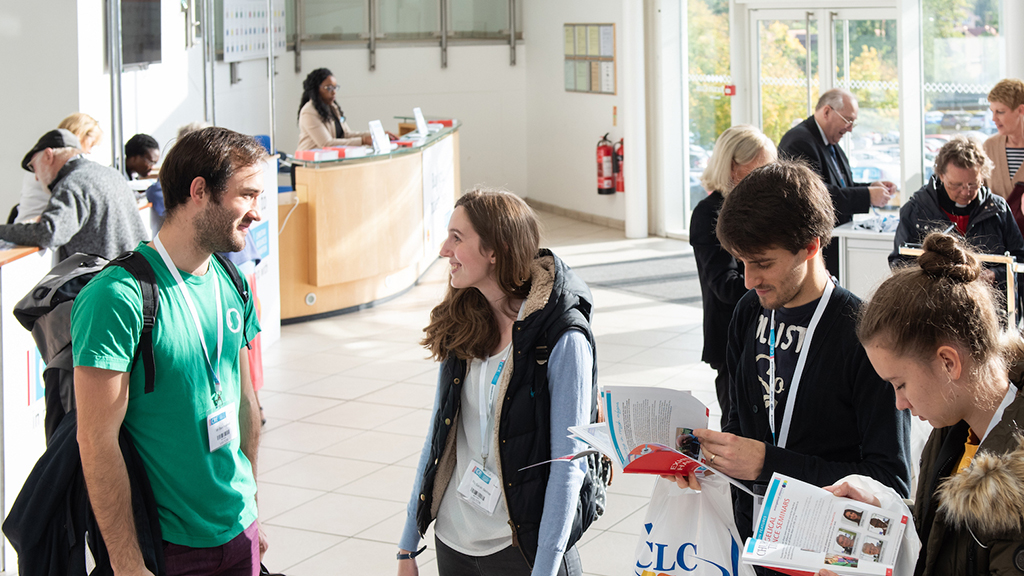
[0,157,149,260]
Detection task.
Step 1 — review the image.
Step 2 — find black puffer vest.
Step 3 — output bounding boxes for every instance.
[414,250,600,566]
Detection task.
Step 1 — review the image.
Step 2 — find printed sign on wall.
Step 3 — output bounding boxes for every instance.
[223,0,286,63]
[563,23,616,95]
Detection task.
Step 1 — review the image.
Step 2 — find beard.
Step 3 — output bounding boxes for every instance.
[194,200,249,254]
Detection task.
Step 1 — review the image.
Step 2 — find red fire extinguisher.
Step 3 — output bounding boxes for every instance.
[597,133,614,195]
[613,138,624,193]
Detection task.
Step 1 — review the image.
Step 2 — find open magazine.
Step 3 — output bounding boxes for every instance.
[742,473,908,576]
[522,385,752,495]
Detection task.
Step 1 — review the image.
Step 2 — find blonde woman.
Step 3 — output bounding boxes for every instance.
[984,79,1024,231]
[689,125,776,426]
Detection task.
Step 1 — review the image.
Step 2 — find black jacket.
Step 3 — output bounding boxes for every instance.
[890,178,1024,299]
[724,284,911,539]
[2,410,165,576]
[413,250,599,566]
[690,191,747,367]
[779,116,873,277]
[778,116,872,225]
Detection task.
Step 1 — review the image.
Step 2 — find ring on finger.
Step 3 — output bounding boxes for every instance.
[707,451,717,465]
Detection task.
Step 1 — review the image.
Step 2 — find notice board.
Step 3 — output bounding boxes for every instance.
[563,24,616,95]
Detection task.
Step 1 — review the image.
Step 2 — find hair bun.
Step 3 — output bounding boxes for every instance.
[917,232,981,283]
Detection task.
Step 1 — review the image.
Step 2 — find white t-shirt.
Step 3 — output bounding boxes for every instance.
[15,172,51,223]
[435,341,514,556]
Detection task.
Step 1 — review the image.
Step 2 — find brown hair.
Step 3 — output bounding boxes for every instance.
[716,159,835,256]
[159,127,266,216]
[934,135,993,180]
[988,78,1024,110]
[858,233,1015,372]
[421,189,540,361]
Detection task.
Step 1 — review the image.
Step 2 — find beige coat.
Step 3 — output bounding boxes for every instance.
[296,100,368,150]
[983,133,1024,199]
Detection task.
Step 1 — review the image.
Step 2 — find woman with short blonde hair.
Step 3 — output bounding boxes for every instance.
[689,125,776,425]
[57,112,103,154]
[983,78,1024,230]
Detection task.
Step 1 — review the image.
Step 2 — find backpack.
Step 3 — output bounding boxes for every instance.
[13,250,249,442]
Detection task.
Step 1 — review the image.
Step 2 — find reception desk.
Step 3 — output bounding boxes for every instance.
[280,124,459,322]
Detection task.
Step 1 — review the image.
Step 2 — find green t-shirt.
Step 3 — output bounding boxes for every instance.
[71,243,261,547]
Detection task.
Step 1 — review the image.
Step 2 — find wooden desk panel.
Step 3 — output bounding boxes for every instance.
[280,129,458,321]
[305,152,423,287]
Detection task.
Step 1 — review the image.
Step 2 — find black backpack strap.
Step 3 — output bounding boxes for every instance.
[211,253,253,349]
[106,252,159,395]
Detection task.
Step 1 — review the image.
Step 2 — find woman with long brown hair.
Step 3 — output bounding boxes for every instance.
[397,189,598,576]
[819,232,1024,576]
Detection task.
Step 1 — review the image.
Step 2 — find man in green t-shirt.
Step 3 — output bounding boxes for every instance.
[72,127,267,576]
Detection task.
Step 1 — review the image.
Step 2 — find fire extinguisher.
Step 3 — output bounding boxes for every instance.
[597,133,614,195]
[613,138,624,193]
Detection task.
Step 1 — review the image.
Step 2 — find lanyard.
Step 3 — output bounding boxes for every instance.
[768,278,835,448]
[981,383,1018,443]
[153,234,225,404]
[478,301,526,467]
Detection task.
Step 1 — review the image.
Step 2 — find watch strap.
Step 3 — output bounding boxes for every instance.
[397,545,427,560]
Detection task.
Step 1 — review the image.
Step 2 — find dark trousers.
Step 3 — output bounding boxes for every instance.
[435,536,582,576]
[711,362,731,429]
[163,521,259,576]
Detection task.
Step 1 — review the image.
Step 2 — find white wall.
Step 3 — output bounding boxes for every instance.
[1,1,628,224]
[523,0,626,223]
[0,0,81,212]
[275,44,528,195]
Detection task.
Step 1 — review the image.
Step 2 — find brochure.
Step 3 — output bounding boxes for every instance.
[522,385,752,495]
[742,473,908,576]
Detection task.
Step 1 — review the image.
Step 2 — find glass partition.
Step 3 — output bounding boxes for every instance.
[449,0,517,40]
[302,0,365,41]
[380,0,439,41]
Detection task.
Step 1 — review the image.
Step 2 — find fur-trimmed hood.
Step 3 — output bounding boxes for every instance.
[936,413,1024,540]
[521,253,557,320]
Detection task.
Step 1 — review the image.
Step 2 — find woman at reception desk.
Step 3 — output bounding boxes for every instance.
[281,120,460,322]
[296,67,395,150]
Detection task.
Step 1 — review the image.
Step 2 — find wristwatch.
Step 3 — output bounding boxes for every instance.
[397,545,427,560]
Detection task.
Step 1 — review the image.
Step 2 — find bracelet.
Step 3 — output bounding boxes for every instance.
[397,545,427,560]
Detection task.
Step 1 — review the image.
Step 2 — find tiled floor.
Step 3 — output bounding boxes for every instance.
[256,212,719,575]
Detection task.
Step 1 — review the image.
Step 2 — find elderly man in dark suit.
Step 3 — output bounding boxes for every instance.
[779,88,896,277]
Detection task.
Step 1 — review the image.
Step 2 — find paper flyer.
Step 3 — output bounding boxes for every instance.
[743,474,908,575]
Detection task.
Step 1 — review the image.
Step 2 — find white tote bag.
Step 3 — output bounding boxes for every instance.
[633,476,756,576]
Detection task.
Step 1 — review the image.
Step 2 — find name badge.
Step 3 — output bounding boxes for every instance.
[456,459,501,515]
[207,402,238,452]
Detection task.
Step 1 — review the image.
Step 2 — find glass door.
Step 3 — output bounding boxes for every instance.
[750,8,900,193]
[752,10,819,145]
[832,12,901,190]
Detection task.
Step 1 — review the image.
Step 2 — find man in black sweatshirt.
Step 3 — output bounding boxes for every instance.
[692,160,911,567]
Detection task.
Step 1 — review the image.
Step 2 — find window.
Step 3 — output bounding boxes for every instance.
[687,0,730,215]
[922,0,1003,177]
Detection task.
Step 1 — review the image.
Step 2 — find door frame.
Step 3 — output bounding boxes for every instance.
[732,0,924,198]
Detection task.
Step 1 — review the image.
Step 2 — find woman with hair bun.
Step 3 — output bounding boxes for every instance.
[890,135,1024,313]
[818,231,1024,576]
[398,189,598,576]
[296,67,394,150]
